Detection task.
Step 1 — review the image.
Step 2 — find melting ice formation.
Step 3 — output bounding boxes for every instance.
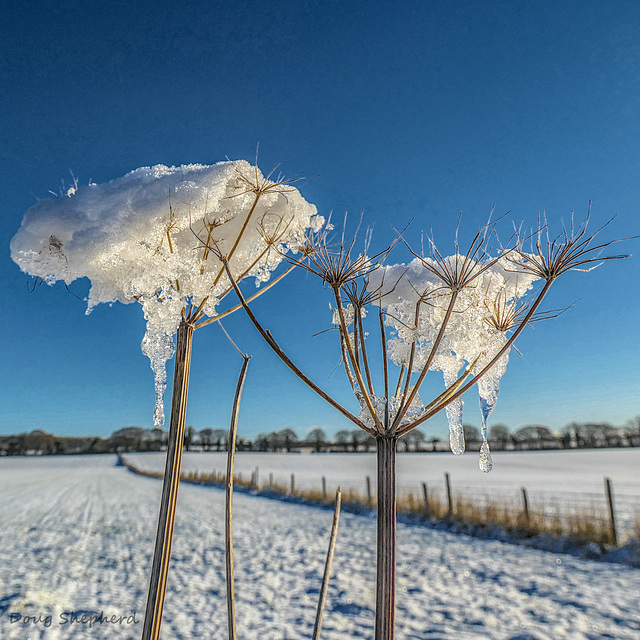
[369,256,540,471]
[12,161,323,428]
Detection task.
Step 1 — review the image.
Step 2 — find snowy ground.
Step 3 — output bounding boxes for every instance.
[128,449,640,537]
[1,455,639,640]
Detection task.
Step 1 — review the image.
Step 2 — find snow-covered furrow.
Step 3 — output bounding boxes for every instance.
[1,455,639,639]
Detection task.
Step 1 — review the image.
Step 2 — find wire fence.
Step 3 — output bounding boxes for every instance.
[125,453,639,544]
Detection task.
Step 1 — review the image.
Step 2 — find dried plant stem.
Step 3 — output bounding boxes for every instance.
[353,310,361,372]
[312,488,342,640]
[225,355,251,640]
[393,291,458,430]
[379,309,390,429]
[399,301,422,406]
[339,331,358,392]
[211,192,262,288]
[375,435,397,640]
[142,321,194,640]
[357,311,375,396]
[393,364,406,398]
[333,289,381,430]
[218,256,373,433]
[195,266,295,329]
[396,355,479,438]
[212,240,280,309]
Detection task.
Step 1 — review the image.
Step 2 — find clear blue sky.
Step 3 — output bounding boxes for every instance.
[1,0,638,440]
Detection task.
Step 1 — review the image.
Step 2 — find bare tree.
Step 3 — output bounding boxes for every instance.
[278,428,298,452]
[199,428,213,451]
[404,428,426,452]
[334,429,352,451]
[183,425,196,451]
[306,428,327,452]
[488,423,511,450]
[212,429,228,451]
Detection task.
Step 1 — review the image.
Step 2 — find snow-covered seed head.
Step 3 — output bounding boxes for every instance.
[509,211,630,282]
[11,160,324,428]
[288,217,394,289]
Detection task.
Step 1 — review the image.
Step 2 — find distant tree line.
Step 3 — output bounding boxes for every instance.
[2,418,640,456]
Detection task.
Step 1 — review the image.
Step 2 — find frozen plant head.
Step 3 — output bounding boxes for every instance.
[12,161,324,427]
[371,212,630,469]
[508,209,630,282]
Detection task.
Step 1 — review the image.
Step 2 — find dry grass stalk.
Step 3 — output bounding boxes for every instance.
[312,488,342,640]
[225,355,251,640]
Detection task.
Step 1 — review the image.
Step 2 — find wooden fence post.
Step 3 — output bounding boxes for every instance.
[604,477,617,546]
[254,466,259,489]
[421,482,429,516]
[291,473,295,495]
[445,472,453,516]
[269,472,273,488]
[521,487,530,526]
[322,476,327,500]
[366,475,372,507]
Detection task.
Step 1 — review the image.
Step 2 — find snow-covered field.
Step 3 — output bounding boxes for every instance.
[1,455,639,640]
[128,449,640,537]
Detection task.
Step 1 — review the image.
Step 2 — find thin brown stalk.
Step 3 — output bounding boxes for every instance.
[225,354,251,640]
[215,253,372,433]
[195,266,295,329]
[211,164,306,288]
[352,305,361,373]
[338,330,358,392]
[216,239,278,301]
[211,192,262,288]
[333,289,382,431]
[410,218,507,292]
[188,295,209,324]
[190,243,272,323]
[379,308,390,430]
[312,488,342,640]
[509,212,631,281]
[392,291,459,431]
[193,221,293,320]
[288,221,393,288]
[375,435,397,640]
[198,195,214,273]
[393,364,406,399]
[357,309,375,396]
[398,300,422,409]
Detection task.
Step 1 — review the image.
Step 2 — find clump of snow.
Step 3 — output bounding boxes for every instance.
[369,255,540,467]
[12,161,323,427]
